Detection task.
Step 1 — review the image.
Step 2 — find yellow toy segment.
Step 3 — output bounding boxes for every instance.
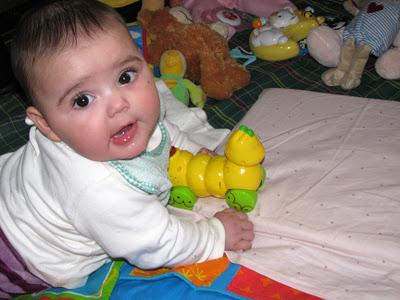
[224,161,263,191]
[225,125,265,166]
[168,148,193,187]
[204,156,228,198]
[186,154,211,197]
[283,10,325,42]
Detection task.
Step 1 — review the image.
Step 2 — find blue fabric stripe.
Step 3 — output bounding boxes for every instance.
[111,262,247,300]
[343,0,400,56]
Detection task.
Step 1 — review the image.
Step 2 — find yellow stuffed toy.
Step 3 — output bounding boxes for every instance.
[100,0,165,22]
[159,50,206,108]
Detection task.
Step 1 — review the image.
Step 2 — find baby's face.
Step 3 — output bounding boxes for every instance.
[30,19,159,161]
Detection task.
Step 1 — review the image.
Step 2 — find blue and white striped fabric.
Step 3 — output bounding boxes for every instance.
[343,0,400,56]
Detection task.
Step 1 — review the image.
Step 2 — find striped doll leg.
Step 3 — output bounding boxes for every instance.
[341,43,372,90]
[322,38,356,86]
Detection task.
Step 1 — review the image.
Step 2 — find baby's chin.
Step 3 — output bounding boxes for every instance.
[111,138,150,161]
[74,146,141,162]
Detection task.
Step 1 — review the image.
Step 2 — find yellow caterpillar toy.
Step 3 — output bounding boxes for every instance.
[168,125,266,212]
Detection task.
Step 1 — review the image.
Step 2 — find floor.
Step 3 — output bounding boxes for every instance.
[0,1,32,94]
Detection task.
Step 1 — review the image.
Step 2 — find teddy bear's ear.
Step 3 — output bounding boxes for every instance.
[138,9,153,27]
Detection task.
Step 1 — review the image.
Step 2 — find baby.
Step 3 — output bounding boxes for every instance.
[0,0,254,297]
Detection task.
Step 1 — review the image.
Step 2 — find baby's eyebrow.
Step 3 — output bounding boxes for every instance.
[58,80,88,106]
[57,55,143,105]
[116,55,143,69]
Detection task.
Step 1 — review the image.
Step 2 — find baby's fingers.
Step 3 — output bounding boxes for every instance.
[241,220,253,231]
[242,228,255,241]
[233,239,252,251]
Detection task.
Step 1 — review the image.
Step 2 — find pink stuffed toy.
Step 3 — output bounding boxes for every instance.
[170,0,296,39]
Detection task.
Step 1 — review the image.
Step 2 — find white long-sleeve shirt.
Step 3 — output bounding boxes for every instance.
[0,82,226,289]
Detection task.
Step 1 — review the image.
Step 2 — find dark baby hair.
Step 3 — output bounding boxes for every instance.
[10,0,126,103]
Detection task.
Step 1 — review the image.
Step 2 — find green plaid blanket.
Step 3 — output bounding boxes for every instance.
[0,91,29,154]
[1,0,400,155]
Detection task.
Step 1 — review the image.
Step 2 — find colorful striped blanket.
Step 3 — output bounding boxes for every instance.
[17,256,319,300]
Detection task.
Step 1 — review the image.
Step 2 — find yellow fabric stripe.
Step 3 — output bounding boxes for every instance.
[99,0,140,8]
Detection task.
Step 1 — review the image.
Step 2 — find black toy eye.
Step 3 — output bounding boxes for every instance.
[73,94,94,108]
[119,70,136,85]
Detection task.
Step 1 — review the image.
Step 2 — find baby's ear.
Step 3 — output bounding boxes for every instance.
[26,106,61,142]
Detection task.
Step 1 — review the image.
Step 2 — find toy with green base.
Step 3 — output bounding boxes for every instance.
[168,125,266,212]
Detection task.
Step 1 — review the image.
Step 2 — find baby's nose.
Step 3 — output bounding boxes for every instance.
[107,93,129,117]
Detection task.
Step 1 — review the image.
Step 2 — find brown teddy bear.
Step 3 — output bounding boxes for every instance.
[138,8,250,100]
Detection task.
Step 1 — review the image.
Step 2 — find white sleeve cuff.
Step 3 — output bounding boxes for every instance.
[206,217,226,259]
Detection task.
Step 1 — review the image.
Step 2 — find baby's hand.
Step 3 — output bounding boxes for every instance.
[198,147,215,155]
[214,208,254,251]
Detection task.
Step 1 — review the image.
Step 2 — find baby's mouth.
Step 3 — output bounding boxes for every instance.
[112,123,137,145]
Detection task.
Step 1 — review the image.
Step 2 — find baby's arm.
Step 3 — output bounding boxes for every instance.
[73,176,225,269]
[164,119,203,154]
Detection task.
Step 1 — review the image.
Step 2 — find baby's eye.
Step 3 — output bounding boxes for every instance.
[73,94,94,109]
[118,70,136,85]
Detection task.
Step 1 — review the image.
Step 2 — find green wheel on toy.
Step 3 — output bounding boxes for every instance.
[226,189,257,213]
[169,186,197,210]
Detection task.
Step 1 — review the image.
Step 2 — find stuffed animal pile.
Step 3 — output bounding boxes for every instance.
[307,0,400,89]
[138,8,250,100]
[249,7,325,61]
[169,0,296,40]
